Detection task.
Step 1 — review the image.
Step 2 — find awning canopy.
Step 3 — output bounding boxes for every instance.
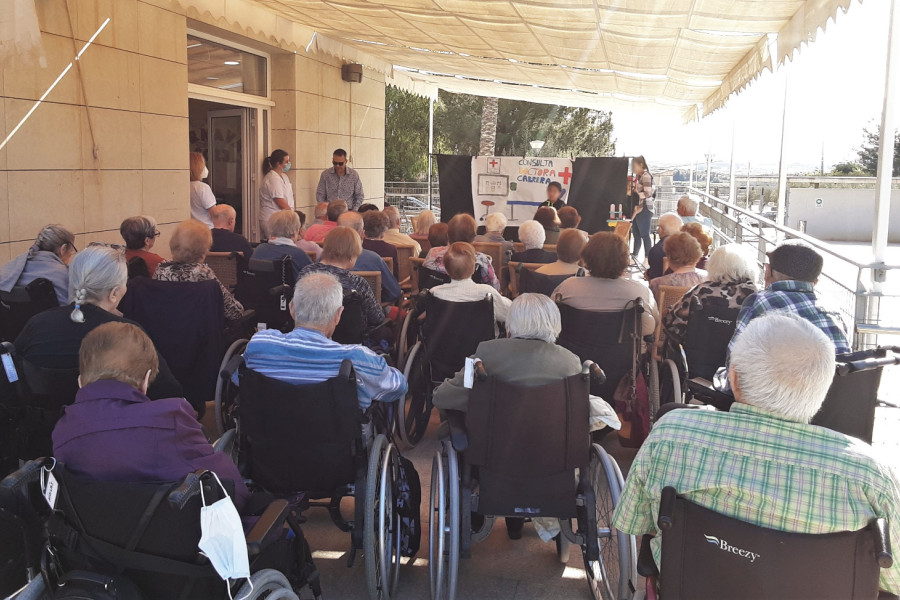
[254,0,861,120]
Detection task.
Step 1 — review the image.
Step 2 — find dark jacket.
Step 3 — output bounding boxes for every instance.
[647,237,667,280]
[14,303,183,402]
[362,239,399,280]
[211,228,253,258]
[53,380,249,511]
[251,242,312,280]
[511,248,557,264]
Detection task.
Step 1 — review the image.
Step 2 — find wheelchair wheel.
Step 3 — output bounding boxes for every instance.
[429,440,459,600]
[663,359,683,405]
[399,342,432,447]
[648,359,660,420]
[234,569,300,600]
[214,338,248,437]
[583,444,634,600]
[364,434,402,600]
[397,309,415,370]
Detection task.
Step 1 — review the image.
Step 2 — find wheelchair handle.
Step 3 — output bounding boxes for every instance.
[836,355,900,376]
[582,361,607,384]
[167,471,204,509]
[657,486,677,531]
[0,458,48,494]
[474,359,487,382]
[874,518,894,569]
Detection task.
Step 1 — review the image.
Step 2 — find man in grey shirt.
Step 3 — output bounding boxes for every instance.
[316,148,365,210]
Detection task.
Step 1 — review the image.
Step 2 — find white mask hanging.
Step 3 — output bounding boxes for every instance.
[201,166,209,179]
[198,472,252,600]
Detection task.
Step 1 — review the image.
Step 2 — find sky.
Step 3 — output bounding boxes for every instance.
[612,0,892,173]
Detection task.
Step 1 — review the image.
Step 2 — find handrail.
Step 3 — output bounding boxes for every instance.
[685,186,900,271]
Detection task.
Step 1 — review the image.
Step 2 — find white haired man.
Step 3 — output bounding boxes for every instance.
[646,212,683,279]
[474,212,514,264]
[241,272,407,409]
[613,313,900,595]
[209,205,253,257]
[381,205,421,256]
[511,220,556,264]
[676,195,713,228]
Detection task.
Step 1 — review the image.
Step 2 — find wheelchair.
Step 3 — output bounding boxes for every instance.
[0,278,59,344]
[1,459,321,600]
[634,486,893,599]
[397,291,496,447]
[685,346,900,443]
[221,356,410,600]
[429,360,637,600]
[235,255,296,332]
[517,264,584,297]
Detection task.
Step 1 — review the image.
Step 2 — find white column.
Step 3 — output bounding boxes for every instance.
[728,118,737,205]
[872,0,899,283]
[775,68,791,241]
[427,96,435,209]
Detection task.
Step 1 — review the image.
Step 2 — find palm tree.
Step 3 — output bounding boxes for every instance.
[478,96,499,156]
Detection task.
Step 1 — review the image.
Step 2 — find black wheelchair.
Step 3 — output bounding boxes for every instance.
[634,486,893,599]
[396,291,496,447]
[0,278,58,343]
[517,265,584,297]
[685,346,900,443]
[1,459,321,600]
[429,360,637,600]
[219,356,412,600]
[235,256,296,332]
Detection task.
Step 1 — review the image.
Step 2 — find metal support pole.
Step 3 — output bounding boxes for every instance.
[427,96,435,210]
[689,160,695,189]
[872,0,899,288]
[705,153,712,196]
[746,162,751,207]
[728,118,737,206]
[775,68,791,243]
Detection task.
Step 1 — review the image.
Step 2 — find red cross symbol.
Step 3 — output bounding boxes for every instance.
[559,166,573,185]
[489,159,499,168]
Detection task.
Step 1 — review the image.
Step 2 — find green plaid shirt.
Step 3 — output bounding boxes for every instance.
[613,404,900,593]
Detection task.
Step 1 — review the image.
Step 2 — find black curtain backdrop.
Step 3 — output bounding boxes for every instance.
[568,157,629,234]
[435,154,474,222]
[435,154,627,236]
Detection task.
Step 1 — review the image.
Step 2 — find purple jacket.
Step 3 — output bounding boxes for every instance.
[52,380,249,511]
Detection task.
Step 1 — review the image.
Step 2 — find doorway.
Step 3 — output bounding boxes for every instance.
[188,99,258,237]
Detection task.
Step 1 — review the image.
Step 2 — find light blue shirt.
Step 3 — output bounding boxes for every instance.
[242,326,407,409]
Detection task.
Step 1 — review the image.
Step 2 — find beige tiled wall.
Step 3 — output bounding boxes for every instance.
[1,0,386,264]
[271,52,386,220]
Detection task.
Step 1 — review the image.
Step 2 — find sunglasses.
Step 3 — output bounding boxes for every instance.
[333,161,345,167]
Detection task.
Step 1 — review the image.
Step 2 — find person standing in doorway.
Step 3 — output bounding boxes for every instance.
[316,149,365,211]
[631,155,655,262]
[259,149,294,239]
[189,152,216,228]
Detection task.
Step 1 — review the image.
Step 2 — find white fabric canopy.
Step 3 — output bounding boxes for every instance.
[251,0,863,120]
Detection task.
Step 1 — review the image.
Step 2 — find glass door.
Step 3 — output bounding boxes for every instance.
[208,109,247,236]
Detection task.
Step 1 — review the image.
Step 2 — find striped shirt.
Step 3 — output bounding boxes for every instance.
[613,403,900,593]
[634,171,655,213]
[242,327,407,409]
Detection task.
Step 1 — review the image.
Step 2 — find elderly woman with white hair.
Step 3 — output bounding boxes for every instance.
[13,245,184,402]
[510,220,556,264]
[474,212,514,264]
[662,243,759,349]
[251,209,313,279]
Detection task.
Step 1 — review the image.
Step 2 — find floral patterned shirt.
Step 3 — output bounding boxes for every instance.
[662,277,758,348]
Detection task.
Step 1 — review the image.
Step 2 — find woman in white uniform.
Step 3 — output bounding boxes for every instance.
[259,149,294,239]
[189,152,216,228]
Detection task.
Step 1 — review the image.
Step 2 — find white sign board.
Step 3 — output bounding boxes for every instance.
[471,156,573,224]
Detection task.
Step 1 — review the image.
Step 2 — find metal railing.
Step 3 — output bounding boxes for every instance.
[384,181,440,233]
[684,186,900,350]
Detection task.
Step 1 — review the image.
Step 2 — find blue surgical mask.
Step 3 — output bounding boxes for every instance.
[198,473,251,596]
[283,162,291,173]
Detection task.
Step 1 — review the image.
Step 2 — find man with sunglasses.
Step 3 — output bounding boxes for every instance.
[315,148,365,211]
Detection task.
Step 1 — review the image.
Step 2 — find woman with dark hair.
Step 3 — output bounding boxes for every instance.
[120,216,164,277]
[259,149,294,238]
[0,224,76,304]
[533,206,561,244]
[630,155,655,262]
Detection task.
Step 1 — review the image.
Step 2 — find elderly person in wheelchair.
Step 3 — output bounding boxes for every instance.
[242,271,406,409]
[433,293,618,540]
[613,313,900,596]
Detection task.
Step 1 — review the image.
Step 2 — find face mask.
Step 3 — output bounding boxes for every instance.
[283,162,291,173]
[201,166,209,179]
[198,473,251,597]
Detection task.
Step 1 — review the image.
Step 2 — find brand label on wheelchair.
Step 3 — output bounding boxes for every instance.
[41,467,59,509]
[1,352,18,383]
[514,507,541,515]
[704,534,760,563]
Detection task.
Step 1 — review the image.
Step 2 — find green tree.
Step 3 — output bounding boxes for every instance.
[829,162,867,176]
[385,85,429,181]
[856,125,899,176]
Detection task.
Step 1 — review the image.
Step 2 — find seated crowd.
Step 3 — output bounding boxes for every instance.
[1,195,898,597]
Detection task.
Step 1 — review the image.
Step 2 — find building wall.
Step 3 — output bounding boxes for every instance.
[271,52,386,220]
[787,188,900,243]
[0,0,385,265]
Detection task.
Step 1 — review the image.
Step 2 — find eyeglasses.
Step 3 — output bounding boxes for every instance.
[332,161,345,167]
[88,241,126,252]
[151,230,161,238]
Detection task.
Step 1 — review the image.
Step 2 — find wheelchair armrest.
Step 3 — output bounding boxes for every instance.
[582,361,606,384]
[212,429,235,454]
[874,518,893,569]
[268,284,291,297]
[221,353,245,381]
[167,471,206,509]
[685,377,735,411]
[658,486,677,531]
[246,499,290,557]
[444,410,468,452]
[637,534,660,577]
